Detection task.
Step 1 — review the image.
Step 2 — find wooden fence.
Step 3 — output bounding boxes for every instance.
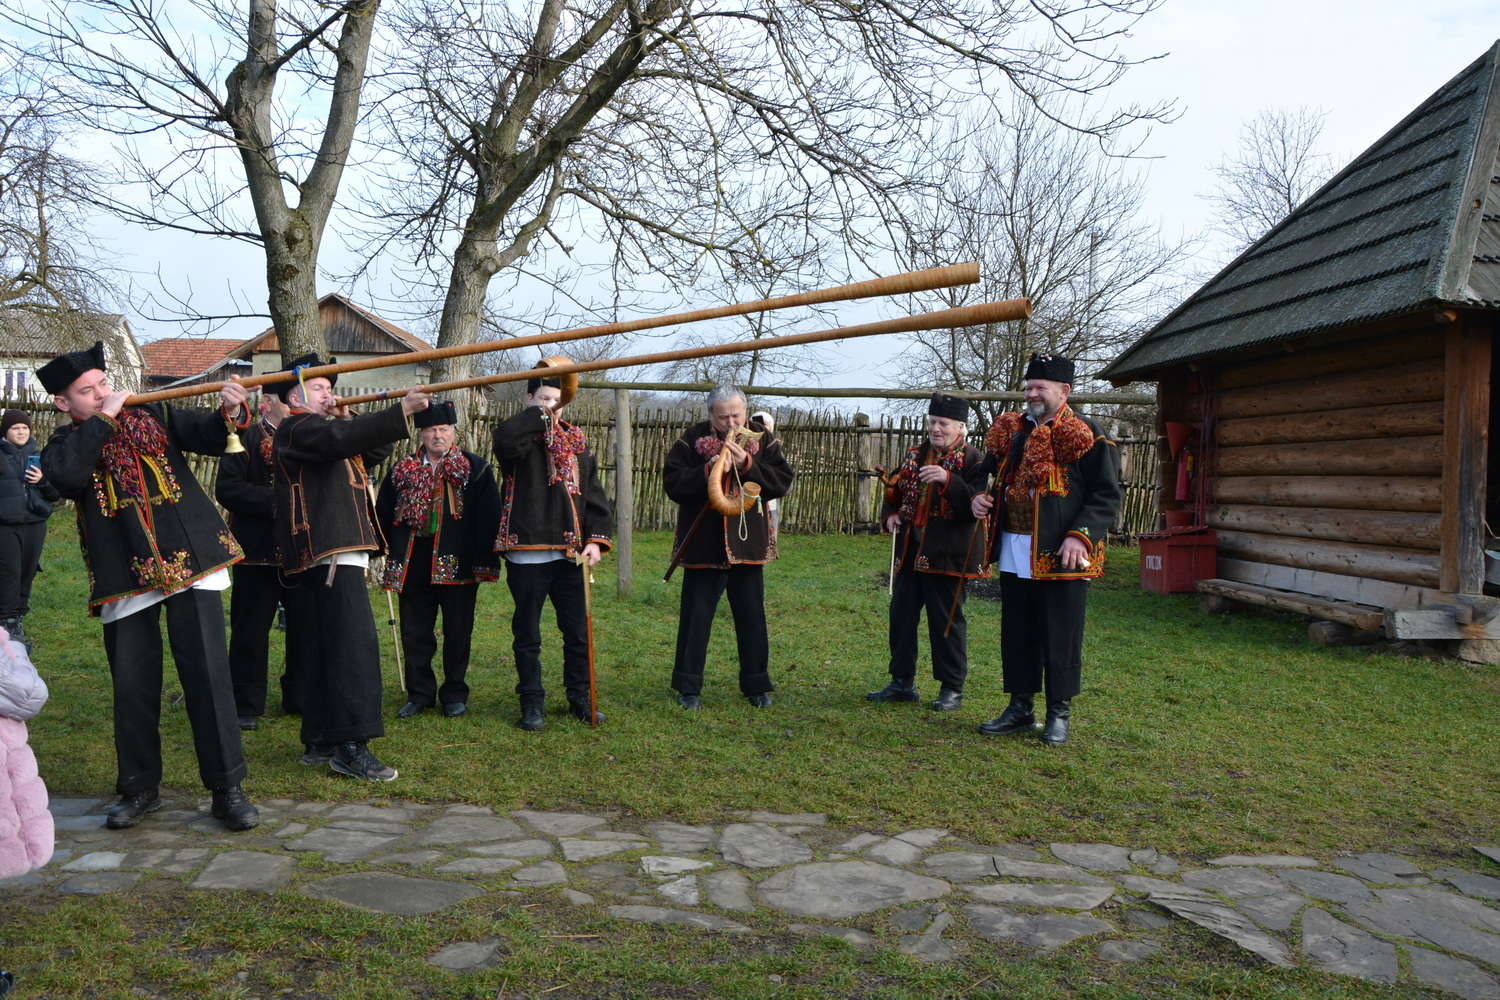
[7,390,1160,539]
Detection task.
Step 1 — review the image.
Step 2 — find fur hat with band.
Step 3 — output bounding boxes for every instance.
[1023,353,1076,385]
[928,392,971,423]
[271,353,338,401]
[37,341,107,395]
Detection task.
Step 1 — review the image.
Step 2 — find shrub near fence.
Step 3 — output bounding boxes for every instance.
[6,391,1159,540]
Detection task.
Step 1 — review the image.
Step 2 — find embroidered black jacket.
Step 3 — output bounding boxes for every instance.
[272,404,407,573]
[375,447,502,590]
[880,442,987,578]
[492,407,612,555]
[215,419,279,566]
[41,404,244,614]
[663,419,794,569]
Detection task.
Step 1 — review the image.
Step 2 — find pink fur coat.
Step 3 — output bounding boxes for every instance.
[0,716,52,879]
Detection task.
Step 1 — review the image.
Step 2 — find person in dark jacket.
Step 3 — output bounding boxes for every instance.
[866,393,987,712]
[37,341,258,832]
[377,400,501,719]
[271,355,431,781]
[0,410,60,644]
[663,384,794,709]
[215,393,309,729]
[971,354,1122,746]
[493,368,611,730]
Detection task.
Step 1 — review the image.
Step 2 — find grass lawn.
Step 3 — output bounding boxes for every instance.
[4,517,1497,998]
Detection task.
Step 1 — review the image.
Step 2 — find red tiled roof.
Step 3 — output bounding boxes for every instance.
[139,338,246,379]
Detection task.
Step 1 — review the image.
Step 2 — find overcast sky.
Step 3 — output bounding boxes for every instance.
[107,2,1495,398]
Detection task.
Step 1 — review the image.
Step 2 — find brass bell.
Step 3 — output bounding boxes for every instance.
[223,414,246,455]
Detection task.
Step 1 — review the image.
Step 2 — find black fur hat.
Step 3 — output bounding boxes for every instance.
[928,392,972,422]
[270,353,338,401]
[414,400,457,428]
[1023,353,1076,385]
[37,341,107,395]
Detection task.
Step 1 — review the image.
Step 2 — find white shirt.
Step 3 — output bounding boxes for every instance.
[100,567,231,624]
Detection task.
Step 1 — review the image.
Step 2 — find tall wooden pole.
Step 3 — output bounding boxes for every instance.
[614,387,634,598]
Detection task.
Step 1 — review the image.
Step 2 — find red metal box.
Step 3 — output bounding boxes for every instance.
[1137,529,1217,595]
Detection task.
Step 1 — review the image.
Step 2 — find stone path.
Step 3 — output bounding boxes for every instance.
[8,794,1500,998]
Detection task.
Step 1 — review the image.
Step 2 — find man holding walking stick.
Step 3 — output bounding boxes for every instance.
[866,393,987,712]
[492,359,611,732]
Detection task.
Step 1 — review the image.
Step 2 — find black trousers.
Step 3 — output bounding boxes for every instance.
[101,588,247,795]
[672,565,773,698]
[505,559,590,706]
[399,560,479,708]
[0,521,46,622]
[283,563,386,746]
[887,566,968,693]
[999,571,1089,702]
[227,563,310,718]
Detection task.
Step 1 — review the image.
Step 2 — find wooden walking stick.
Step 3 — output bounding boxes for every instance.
[944,481,999,637]
[888,523,900,596]
[664,504,710,582]
[385,588,406,691]
[573,551,599,728]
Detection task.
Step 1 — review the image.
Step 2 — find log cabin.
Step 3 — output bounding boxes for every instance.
[1100,42,1500,659]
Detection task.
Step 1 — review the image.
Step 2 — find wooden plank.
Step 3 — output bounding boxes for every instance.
[1215,557,1441,610]
[1215,358,1442,419]
[1213,327,1444,391]
[1211,476,1441,512]
[1214,436,1442,477]
[1207,505,1441,551]
[1440,318,1490,593]
[1385,610,1463,640]
[1215,401,1444,447]
[1215,530,1441,587]
[1195,578,1385,630]
[614,388,634,597]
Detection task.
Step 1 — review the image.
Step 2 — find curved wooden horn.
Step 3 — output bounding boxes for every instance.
[534,355,579,407]
[706,449,762,516]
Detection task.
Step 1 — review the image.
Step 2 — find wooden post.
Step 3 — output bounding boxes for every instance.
[614,388,634,597]
[1441,315,1490,594]
[854,412,874,526]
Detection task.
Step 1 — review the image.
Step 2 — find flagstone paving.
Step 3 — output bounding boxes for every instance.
[8,794,1500,999]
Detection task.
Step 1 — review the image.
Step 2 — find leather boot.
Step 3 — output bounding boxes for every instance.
[1040,700,1071,745]
[105,788,163,829]
[518,701,545,731]
[866,677,920,703]
[977,694,1037,736]
[211,784,261,831]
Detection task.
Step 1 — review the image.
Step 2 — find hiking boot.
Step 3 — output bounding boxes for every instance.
[568,700,605,725]
[210,784,260,831]
[299,743,336,766]
[518,704,545,731]
[105,788,163,829]
[330,741,398,782]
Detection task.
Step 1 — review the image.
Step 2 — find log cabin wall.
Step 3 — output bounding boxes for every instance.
[1192,324,1453,607]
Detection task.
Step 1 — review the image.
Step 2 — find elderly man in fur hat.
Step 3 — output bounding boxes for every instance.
[971,354,1121,746]
[377,399,501,720]
[867,392,988,712]
[270,354,431,781]
[38,341,259,831]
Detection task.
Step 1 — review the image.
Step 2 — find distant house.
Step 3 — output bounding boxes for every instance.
[225,294,432,390]
[139,338,254,388]
[1101,41,1500,655]
[0,309,145,399]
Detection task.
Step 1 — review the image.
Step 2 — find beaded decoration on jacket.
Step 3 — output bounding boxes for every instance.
[895,442,965,522]
[96,408,180,513]
[545,419,588,493]
[258,425,275,471]
[390,450,471,526]
[985,404,1095,511]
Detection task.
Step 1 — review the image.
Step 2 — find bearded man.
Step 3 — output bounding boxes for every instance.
[971,354,1121,746]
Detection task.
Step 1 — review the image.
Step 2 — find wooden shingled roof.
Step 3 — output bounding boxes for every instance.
[1103,40,1500,384]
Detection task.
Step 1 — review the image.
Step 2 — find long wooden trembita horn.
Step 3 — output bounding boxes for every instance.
[123,262,981,406]
[337,297,1031,406]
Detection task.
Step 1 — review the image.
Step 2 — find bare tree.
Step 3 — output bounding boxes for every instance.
[891,105,1192,421]
[350,0,1176,392]
[2,0,381,360]
[1206,106,1334,253]
[0,88,120,315]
